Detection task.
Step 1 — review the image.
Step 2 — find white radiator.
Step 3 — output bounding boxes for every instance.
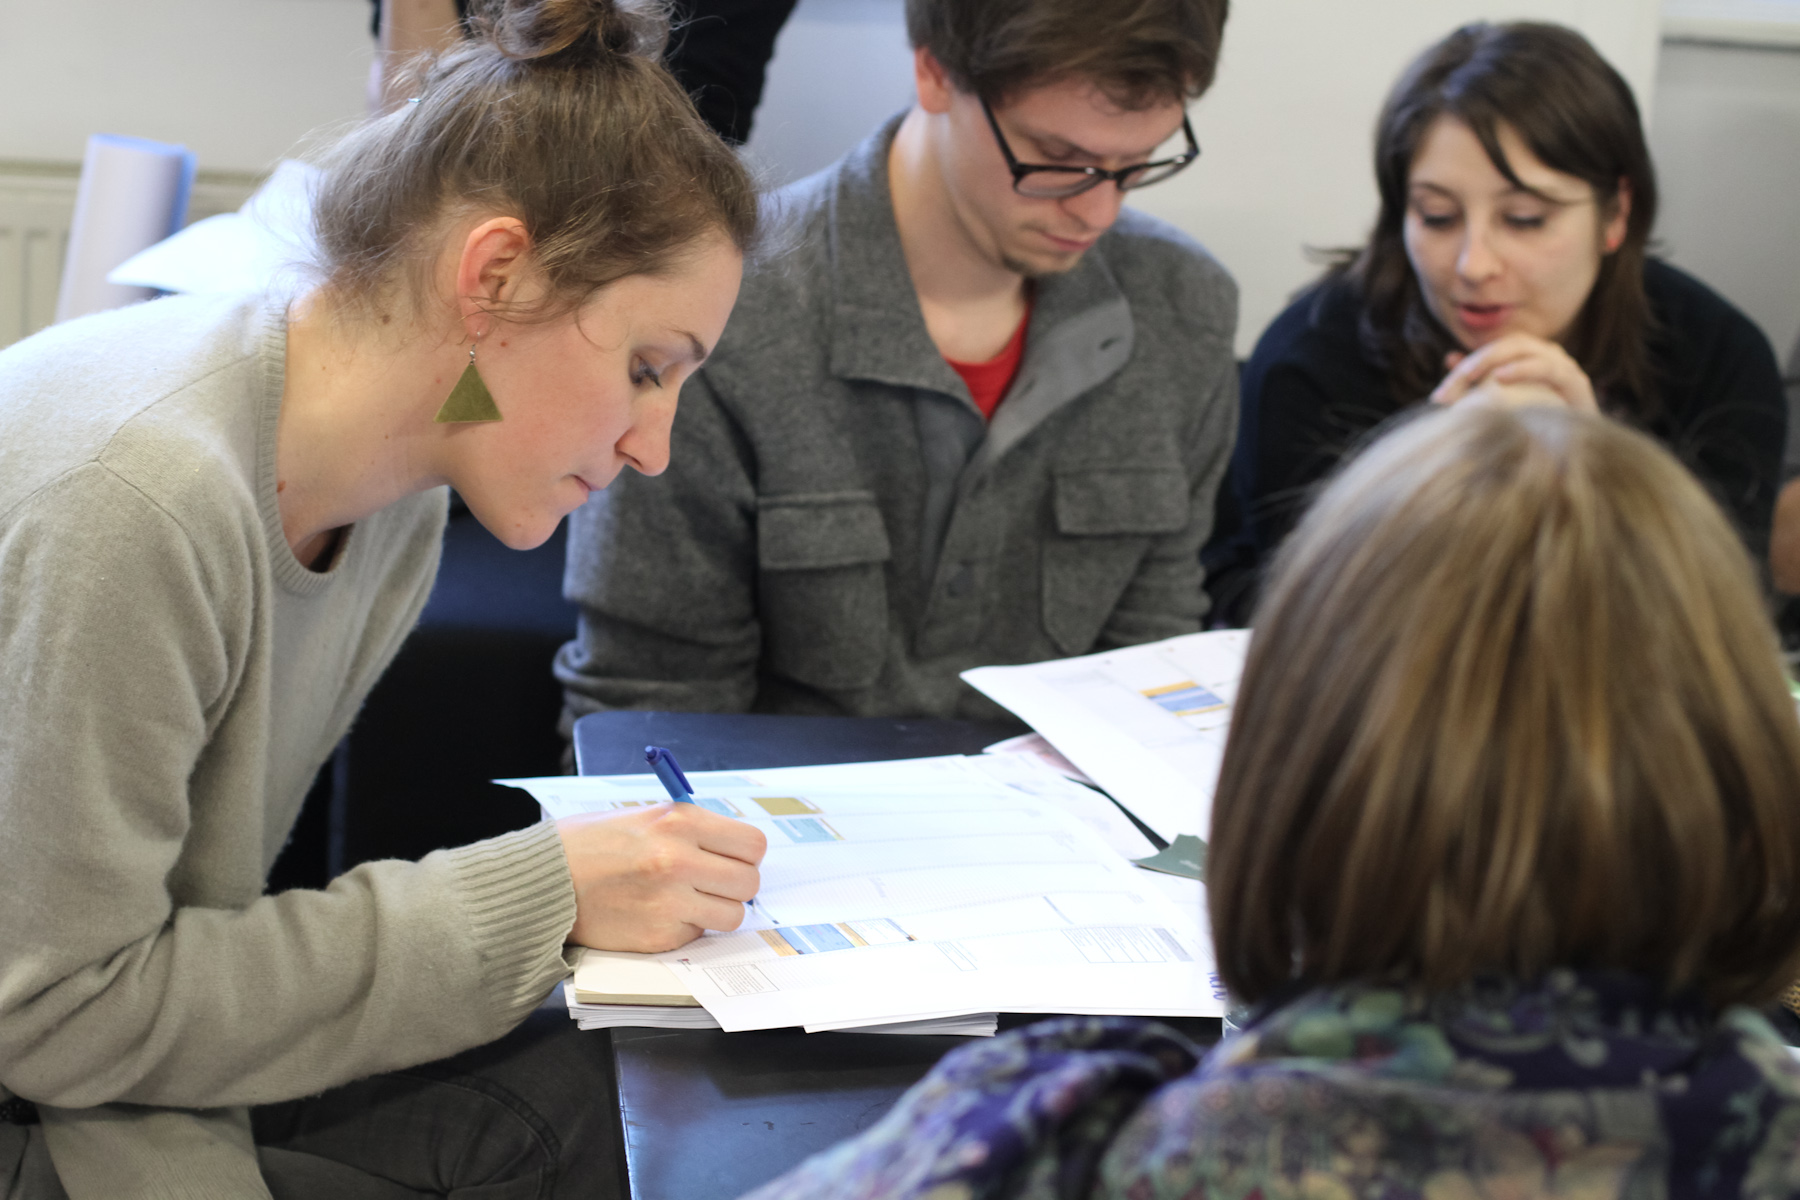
[0,172,73,350]
[0,164,259,351]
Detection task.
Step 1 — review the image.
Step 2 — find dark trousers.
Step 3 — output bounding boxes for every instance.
[254,1004,623,1200]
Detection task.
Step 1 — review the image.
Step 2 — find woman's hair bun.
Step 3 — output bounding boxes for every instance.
[482,0,670,65]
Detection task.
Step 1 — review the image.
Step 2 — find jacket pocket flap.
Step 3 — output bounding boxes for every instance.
[1054,467,1190,536]
[759,492,893,570]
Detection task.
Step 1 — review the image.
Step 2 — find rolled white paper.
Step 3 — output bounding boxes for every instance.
[108,159,319,297]
[55,134,197,323]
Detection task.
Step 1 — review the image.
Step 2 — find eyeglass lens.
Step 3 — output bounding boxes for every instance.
[1014,160,1189,198]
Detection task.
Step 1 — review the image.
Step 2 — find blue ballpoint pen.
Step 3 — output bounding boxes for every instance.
[644,745,772,920]
[644,745,696,804]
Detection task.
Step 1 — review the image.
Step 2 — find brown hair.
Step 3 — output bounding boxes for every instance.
[312,0,758,320]
[1210,405,1800,1010]
[1335,22,1659,417]
[903,0,1229,110]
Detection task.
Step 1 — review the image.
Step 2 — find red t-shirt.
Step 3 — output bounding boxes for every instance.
[945,307,1030,421]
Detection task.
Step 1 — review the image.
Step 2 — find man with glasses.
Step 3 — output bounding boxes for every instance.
[556,0,1237,725]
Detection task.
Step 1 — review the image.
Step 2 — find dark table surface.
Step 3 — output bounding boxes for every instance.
[610,1013,1220,1200]
[574,710,1219,1200]
[611,1026,973,1199]
[573,710,1026,776]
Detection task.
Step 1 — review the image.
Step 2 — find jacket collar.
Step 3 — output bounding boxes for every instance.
[824,114,1135,425]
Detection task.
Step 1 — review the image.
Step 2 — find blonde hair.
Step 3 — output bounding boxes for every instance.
[312,0,758,321]
[1210,405,1800,1009]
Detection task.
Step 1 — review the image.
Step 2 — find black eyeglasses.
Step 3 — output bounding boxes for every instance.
[980,97,1200,199]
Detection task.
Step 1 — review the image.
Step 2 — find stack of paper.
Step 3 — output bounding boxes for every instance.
[963,629,1250,843]
[564,982,721,1030]
[980,732,1097,786]
[562,949,998,1035]
[561,993,1000,1036]
[502,756,1218,1033]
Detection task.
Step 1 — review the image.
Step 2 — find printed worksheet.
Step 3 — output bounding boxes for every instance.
[962,629,1251,841]
[510,754,1156,860]
[500,757,1218,1030]
[661,889,1209,1032]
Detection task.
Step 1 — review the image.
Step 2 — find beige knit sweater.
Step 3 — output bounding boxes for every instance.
[0,294,577,1199]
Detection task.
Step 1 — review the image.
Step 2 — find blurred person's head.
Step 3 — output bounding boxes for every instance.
[1345,22,1658,412]
[900,0,1227,277]
[1210,404,1800,1012]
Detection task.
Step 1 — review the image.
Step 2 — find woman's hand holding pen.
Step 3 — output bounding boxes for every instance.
[1431,334,1599,413]
[557,805,768,953]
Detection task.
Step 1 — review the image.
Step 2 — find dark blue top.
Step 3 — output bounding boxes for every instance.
[1206,259,1785,625]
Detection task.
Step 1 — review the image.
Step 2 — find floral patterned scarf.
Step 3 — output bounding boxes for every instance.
[743,971,1800,1200]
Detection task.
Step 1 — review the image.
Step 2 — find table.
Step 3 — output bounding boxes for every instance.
[572,709,1025,775]
[610,1026,976,1198]
[574,710,1220,1199]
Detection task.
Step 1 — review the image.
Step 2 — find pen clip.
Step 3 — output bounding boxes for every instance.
[644,745,694,796]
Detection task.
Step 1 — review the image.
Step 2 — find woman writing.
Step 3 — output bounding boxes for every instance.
[1207,21,1784,623]
[746,403,1800,1196]
[0,1,763,1195]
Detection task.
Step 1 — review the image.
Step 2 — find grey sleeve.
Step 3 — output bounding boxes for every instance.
[0,470,574,1113]
[1095,326,1240,647]
[555,369,764,717]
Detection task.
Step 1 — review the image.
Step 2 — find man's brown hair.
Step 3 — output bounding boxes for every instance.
[904,0,1229,110]
[1210,405,1800,1010]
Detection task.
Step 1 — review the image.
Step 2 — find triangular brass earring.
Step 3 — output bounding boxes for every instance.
[435,343,503,423]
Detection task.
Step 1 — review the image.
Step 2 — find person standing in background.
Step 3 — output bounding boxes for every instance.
[369,0,798,140]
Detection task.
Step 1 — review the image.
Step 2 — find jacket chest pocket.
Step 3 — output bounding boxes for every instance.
[757,492,892,691]
[1042,466,1191,655]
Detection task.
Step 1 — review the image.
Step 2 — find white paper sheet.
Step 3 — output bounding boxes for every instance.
[564,982,722,1030]
[661,892,1211,1032]
[508,754,1155,861]
[799,1013,998,1037]
[982,732,1098,786]
[502,757,1220,1032]
[962,629,1251,842]
[56,134,196,322]
[508,755,979,820]
[561,984,997,1036]
[958,753,1154,859]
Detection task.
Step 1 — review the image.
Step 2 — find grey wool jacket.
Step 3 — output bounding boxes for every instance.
[556,118,1240,723]
[0,294,577,1199]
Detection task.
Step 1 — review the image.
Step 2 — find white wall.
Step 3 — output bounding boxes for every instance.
[1649,39,1800,360]
[1665,0,1800,46]
[740,0,918,186]
[0,0,372,172]
[746,0,1664,357]
[24,0,1793,368]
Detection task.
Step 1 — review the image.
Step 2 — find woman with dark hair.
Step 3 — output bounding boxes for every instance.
[1207,21,1784,624]
[0,1,764,1195]
[746,403,1800,1198]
